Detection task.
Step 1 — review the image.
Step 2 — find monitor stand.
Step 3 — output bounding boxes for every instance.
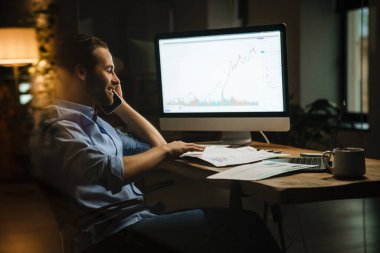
[219,131,252,145]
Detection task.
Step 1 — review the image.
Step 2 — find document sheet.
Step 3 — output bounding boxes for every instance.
[207,161,319,181]
[181,146,287,167]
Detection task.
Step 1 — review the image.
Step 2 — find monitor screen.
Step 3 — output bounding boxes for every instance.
[154,24,290,143]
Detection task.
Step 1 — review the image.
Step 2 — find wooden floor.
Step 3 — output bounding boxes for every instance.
[0,180,379,253]
[0,182,61,253]
[257,199,380,253]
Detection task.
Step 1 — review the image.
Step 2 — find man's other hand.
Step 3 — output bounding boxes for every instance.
[163,141,205,157]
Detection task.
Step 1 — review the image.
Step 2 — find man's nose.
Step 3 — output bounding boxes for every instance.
[112,74,120,85]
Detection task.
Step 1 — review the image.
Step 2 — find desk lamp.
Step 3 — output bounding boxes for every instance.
[0,28,39,102]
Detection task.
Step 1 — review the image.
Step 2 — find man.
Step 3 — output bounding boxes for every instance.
[30,34,281,253]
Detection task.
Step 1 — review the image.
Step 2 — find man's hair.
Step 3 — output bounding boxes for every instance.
[56,34,109,72]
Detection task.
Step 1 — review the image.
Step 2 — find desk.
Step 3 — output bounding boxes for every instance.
[160,142,380,204]
[158,142,380,252]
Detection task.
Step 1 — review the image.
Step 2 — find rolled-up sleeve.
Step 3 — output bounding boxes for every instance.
[44,120,125,194]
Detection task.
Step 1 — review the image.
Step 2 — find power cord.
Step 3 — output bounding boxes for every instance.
[259,131,270,144]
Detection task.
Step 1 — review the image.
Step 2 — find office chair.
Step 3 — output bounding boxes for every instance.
[35,177,173,253]
[34,179,145,253]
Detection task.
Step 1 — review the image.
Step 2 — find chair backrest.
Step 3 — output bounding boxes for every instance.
[35,179,146,253]
[35,179,85,253]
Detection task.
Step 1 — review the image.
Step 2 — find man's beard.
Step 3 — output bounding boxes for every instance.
[86,76,113,105]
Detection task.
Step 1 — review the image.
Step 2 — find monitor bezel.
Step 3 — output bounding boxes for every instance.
[154,23,289,119]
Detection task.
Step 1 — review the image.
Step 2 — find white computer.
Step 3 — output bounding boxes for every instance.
[154,24,290,144]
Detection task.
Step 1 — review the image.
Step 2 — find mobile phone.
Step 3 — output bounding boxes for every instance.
[99,90,122,114]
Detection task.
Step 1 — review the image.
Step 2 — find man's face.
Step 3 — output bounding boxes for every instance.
[86,47,120,106]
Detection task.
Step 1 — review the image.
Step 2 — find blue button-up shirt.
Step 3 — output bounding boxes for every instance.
[30,100,155,244]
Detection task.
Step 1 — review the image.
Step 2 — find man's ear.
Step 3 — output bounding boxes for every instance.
[74,64,87,81]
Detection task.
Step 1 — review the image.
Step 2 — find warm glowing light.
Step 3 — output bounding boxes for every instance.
[0,28,39,66]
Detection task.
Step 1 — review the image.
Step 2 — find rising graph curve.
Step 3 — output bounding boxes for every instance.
[167,46,259,107]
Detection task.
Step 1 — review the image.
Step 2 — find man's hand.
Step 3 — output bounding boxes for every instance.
[163,141,205,157]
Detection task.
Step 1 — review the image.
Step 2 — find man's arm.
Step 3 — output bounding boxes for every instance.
[114,99,166,147]
[122,141,204,179]
[115,102,205,180]
[112,87,204,180]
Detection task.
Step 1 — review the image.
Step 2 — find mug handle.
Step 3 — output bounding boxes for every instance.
[322,150,334,173]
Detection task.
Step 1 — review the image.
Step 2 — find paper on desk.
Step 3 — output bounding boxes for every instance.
[207,161,318,181]
[181,146,287,167]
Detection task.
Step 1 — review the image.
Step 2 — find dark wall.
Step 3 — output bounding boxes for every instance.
[0,0,33,27]
[77,0,207,57]
[248,0,301,105]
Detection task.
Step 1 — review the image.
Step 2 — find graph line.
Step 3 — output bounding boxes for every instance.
[166,46,258,106]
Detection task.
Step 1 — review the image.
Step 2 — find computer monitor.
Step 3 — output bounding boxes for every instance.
[154,24,290,144]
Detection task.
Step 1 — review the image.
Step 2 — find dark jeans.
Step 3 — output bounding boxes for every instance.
[83,208,281,253]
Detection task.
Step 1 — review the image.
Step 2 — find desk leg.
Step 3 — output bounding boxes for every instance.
[271,204,286,253]
[229,184,285,252]
[229,181,242,210]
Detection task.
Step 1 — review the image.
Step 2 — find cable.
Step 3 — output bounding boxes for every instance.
[259,131,270,144]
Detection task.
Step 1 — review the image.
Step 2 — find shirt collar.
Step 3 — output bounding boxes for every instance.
[56,100,96,119]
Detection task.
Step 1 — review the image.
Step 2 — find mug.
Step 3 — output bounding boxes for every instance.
[322,147,366,178]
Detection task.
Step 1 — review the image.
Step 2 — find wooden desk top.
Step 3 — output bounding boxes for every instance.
[159,142,380,204]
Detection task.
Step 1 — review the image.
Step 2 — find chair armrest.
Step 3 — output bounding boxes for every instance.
[76,197,145,230]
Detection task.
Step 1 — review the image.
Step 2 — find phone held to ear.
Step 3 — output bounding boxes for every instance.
[99,90,122,114]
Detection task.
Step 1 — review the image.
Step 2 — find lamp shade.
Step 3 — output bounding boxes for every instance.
[0,28,39,66]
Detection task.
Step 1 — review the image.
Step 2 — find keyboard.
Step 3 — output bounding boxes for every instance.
[269,157,327,172]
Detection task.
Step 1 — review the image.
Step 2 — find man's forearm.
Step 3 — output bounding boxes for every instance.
[115,101,166,147]
[122,140,205,180]
[122,145,169,179]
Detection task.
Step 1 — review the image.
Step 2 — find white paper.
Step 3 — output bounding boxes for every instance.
[181,146,288,167]
[207,161,318,181]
